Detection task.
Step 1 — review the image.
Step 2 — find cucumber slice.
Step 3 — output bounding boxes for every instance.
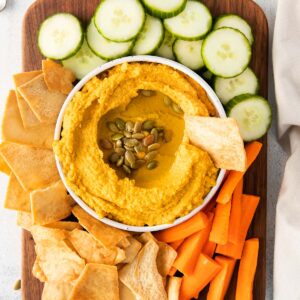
[62,40,107,80]
[87,21,134,60]
[163,1,212,41]
[155,30,176,60]
[141,0,187,18]
[94,0,145,42]
[173,39,204,70]
[132,14,164,55]
[38,13,83,60]
[226,94,272,141]
[214,68,259,104]
[214,14,254,45]
[202,28,251,78]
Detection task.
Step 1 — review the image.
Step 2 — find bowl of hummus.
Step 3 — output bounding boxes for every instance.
[53,55,226,232]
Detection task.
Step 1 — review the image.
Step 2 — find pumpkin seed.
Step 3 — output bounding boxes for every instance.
[164,130,173,143]
[147,160,158,170]
[133,121,142,133]
[99,139,113,150]
[115,147,125,155]
[136,151,146,159]
[132,133,144,139]
[171,102,183,114]
[143,131,150,137]
[148,143,160,151]
[115,140,123,148]
[109,152,120,163]
[115,118,125,131]
[134,144,146,153]
[107,121,119,133]
[141,90,155,97]
[142,120,154,131]
[125,157,131,166]
[111,133,124,141]
[124,131,132,138]
[125,121,134,132]
[125,139,138,147]
[124,146,134,151]
[143,134,155,146]
[123,165,131,174]
[145,150,158,161]
[156,127,164,133]
[13,279,21,290]
[116,156,124,167]
[125,150,136,165]
[151,128,158,142]
[163,96,172,106]
[134,159,146,168]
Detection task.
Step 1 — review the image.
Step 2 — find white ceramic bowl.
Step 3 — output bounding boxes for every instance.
[54,55,226,232]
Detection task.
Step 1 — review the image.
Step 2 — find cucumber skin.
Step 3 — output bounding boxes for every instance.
[38,13,84,60]
[94,0,146,42]
[141,0,187,19]
[226,93,272,141]
[202,28,252,78]
[214,13,254,45]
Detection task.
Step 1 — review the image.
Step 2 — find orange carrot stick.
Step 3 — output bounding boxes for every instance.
[215,240,244,259]
[169,267,177,276]
[154,211,208,243]
[236,238,259,300]
[180,254,221,300]
[209,201,232,245]
[203,240,217,258]
[216,142,262,204]
[169,239,184,251]
[173,213,214,275]
[228,179,243,244]
[207,256,236,300]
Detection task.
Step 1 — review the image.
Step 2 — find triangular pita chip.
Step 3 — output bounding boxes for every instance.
[1,90,54,148]
[119,281,136,300]
[119,239,167,300]
[45,221,82,231]
[68,263,119,300]
[4,174,30,212]
[12,71,42,128]
[123,236,142,264]
[30,225,68,243]
[16,211,33,231]
[17,74,66,123]
[42,282,74,300]
[0,154,10,175]
[32,258,47,282]
[185,116,246,171]
[42,59,75,95]
[0,142,60,190]
[30,181,74,225]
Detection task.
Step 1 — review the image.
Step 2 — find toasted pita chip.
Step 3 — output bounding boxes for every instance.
[32,258,47,282]
[16,211,33,231]
[123,237,142,264]
[167,277,182,300]
[2,90,54,148]
[0,142,60,190]
[185,116,246,171]
[42,60,75,95]
[30,181,74,225]
[17,74,66,123]
[4,174,30,212]
[69,263,119,300]
[13,71,42,128]
[72,205,130,249]
[35,239,85,282]
[30,225,67,243]
[119,239,167,300]
[42,282,74,300]
[119,281,136,300]
[45,221,82,231]
[0,154,10,175]
[138,232,177,277]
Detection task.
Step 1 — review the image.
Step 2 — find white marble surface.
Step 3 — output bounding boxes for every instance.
[0,0,284,299]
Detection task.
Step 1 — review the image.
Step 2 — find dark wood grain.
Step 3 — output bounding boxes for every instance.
[22,1,268,299]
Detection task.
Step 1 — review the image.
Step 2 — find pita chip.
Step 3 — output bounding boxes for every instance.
[1,90,54,149]
[17,74,66,123]
[45,221,82,231]
[0,142,60,190]
[119,281,136,300]
[167,277,182,300]
[12,71,42,128]
[30,225,68,243]
[30,181,75,225]
[0,154,10,175]
[42,282,74,300]
[16,211,33,231]
[4,174,31,212]
[32,258,47,282]
[123,237,142,264]
[185,116,246,171]
[68,263,119,300]
[42,59,75,95]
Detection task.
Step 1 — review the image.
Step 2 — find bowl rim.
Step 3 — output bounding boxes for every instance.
[54,55,226,232]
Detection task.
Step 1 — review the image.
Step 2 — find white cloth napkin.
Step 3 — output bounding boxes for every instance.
[273,1,300,299]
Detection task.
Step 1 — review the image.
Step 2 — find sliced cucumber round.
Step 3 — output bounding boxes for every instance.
[94,0,145,42]
[132,14,164,55]
[202,28,252,78]
[141,0,187,18]
[214,68,259,104]
[214,14,254,45]
[226,94,272,142]
[62,40,107,80]
[163,1,212,41]
[173,39,204,70]
[38,13,84,60]
[155,30,176,60]
[87,21,134,60]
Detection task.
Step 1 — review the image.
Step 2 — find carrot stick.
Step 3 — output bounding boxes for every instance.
[228,179,243,244]
[207,256,236,300]
[169,239,184,251]
[169,267,177,276]
[216,142,262,204]
[209,201,232,245]
[180,254,221,300]
[203,240,217,258]
[215,241,244,259]
[154,211,208,243]
[236,238,259,300]
[173,213,214,275]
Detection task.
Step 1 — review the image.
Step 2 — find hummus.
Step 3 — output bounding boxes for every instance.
[54,63,218,226]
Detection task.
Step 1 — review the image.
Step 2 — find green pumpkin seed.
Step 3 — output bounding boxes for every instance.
[151,128,158,142]
[99,139,113,150]
[147,160,158,170]
[125,139,138,147]
[123,165,131,174]
[141,90,155,97]
[171,102,183,114]
[124,131,132,138]
[125,150,136,165]
[132,133,144,140]
[115,118,125,131]
[148,143,160,151]
[115,140,123,148]
[124,146,134,151]
[134,144,146,153]
[142,120,155,131]
[13,279,21,290]
[125,121,134,132]
[163,96,172,106]
[115,147,125,155]
[116,156,124,167]
[143,134,155,146]
[111,133,124,141]
[109,152,120,163]
[133,121,142,133]
[145,150,158,161]
[107,121,119,132]
[156,127,164,132]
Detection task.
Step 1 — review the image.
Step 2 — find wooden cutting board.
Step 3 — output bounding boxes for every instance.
[22,0,268,299]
